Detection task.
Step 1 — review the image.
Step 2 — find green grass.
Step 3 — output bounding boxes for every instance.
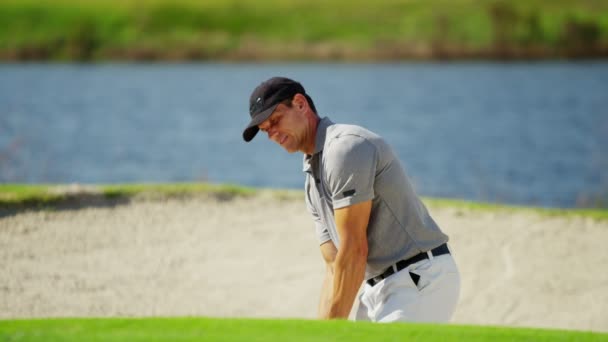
[101,183,256,198]
[0,183,606,220]
[1,0,607,60]
[0,183,256,208]
[0,184,56,203]
[423,197,608,221]
[0,317,606,342]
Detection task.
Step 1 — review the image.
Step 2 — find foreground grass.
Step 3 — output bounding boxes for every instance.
[0,183,606,220]
[1,0,607,60]
[0,317,606,342]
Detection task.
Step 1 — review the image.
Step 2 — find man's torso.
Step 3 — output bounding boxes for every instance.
[304,117,448,278]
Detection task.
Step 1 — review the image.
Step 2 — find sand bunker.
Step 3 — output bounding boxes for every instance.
[1,194,606,332]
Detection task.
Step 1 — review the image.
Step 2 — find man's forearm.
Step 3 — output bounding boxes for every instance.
[326,248,367,319]
[318,268,334,318]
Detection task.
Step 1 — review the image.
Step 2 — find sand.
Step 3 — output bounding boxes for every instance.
[1,193,606,332]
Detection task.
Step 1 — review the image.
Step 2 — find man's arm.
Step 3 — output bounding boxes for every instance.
[318,241,337,318]
[324,200,371,319]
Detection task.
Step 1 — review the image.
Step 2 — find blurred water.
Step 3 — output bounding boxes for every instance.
[1,62,607,208]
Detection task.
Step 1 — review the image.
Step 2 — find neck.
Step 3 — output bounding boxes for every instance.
[302,114,320,155]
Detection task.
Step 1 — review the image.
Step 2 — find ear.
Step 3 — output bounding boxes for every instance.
[292,93,307,111]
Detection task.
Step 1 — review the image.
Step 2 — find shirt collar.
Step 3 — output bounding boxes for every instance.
[303,116,333,173]
[313,116,333,154]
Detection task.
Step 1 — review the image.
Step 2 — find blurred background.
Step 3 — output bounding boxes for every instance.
[1,0,607,208]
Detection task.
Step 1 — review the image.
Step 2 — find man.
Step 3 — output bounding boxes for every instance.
[242,77,460,322]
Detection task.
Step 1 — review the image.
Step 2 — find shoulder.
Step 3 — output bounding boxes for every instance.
[326,123,381,142]
[324,124,382,158]
[320,124,385,174]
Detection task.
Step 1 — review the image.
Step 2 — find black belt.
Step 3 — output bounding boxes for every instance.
[366,243,450,287]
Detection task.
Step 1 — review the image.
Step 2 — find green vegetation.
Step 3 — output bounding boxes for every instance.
[0,317,606,342]
[101,182,256,198]
[0,183,606,220]
[0,183,255,211]
[423,197,608,221]
[0,184,58,204]
[1,0,607,61]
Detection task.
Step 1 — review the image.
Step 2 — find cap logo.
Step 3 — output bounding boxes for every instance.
[250,96,264,115]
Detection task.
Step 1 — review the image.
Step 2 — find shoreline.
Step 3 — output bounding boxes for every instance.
[3,45,608,63]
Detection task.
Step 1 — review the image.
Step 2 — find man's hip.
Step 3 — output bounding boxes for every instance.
[356,248,460,323]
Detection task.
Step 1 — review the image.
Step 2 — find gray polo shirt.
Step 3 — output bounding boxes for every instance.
[304,117,448,279]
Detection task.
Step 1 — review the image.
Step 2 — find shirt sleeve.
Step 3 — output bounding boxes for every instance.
[305,176,331,245]
[323,134,377,209]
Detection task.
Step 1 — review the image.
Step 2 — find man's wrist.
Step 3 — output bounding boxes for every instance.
[325,302,350,319]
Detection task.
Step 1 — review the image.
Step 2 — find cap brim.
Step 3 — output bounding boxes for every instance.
[242,104,279,142]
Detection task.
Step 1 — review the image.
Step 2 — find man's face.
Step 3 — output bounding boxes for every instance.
[258,101,305,153]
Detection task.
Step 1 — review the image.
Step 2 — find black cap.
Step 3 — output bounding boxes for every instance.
[242,77,306,142]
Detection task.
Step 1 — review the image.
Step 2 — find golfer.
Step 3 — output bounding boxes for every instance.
[242,77,460,322]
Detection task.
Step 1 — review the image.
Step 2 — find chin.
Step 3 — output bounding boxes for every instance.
[282,145,298,154]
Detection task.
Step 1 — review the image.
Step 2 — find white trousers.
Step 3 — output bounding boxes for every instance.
[355,252,460,323]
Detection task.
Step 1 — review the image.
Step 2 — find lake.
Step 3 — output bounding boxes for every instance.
[1,62,607,208]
